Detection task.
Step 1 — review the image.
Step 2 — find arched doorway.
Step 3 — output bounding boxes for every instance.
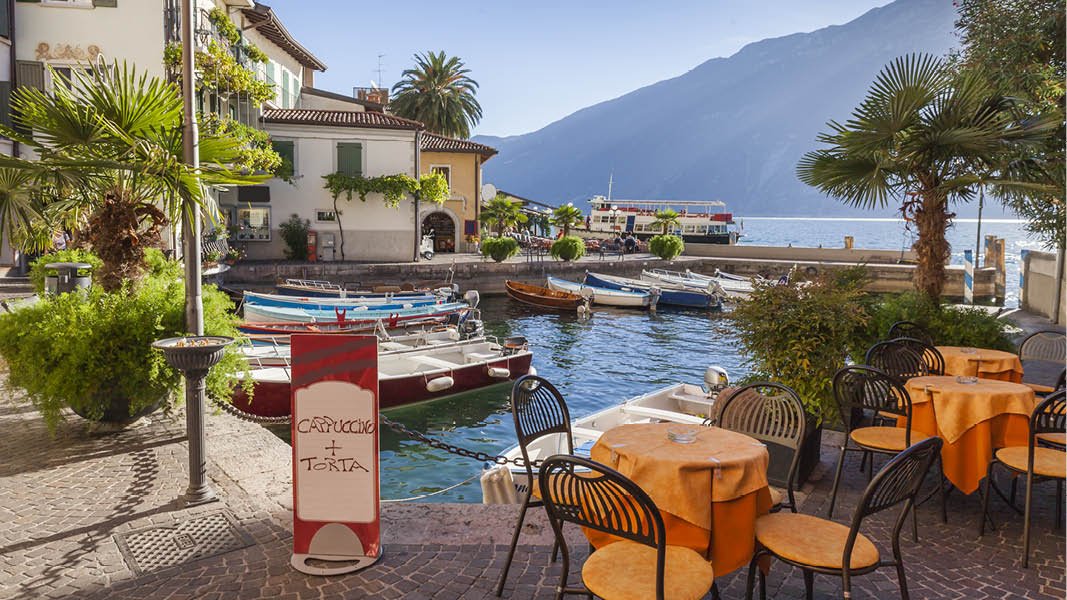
[421,212,456,253]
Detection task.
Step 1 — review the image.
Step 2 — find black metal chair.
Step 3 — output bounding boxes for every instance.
[829,366,945,536]
[888,320,935,346]
[979,390,1066,567]
[538,455,715,600]
[745,437,944,600]
[892,337,945,376]
[495,375,573,597]
[1019,330,1066,392]
[865,339,930,382]
[714,382,807,512]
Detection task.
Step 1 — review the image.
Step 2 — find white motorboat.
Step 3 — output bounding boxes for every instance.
[485,367,730,502]
[545,275,658,309]
[641,268,752,299]
[239,326,482,367]
[244,290,443,309]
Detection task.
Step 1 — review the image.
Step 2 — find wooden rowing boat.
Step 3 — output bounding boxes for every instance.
[505,280,585,311]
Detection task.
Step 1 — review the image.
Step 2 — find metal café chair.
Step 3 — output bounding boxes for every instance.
[865,339,931,382]
[829,366,946,537]
[538,454,715,600]
[1018,330,1066,394]
[980,390,1066,567]
[892,337,945,376]
[495,375,572,597]
[888,320,935,346]
[714,382,807,513]
[745,437,944,600]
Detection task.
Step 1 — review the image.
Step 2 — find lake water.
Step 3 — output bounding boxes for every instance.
[272,217,1042,503]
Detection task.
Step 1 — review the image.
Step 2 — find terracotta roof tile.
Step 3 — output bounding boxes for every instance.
[420,132,498,158]
[261,109,423,131]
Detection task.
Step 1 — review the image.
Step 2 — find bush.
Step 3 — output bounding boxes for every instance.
[649,234,684,260]
[480,236,520,262]
[28,249,103,295]
[731,268,871,423]
[550,236,585,261]
[279,214,310,260]
[850,291,1014,362]
[0,255,251,432]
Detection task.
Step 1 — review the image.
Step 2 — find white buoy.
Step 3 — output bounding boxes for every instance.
[488,367,511,378]
[426,376,455,392]
[527,366,537,376]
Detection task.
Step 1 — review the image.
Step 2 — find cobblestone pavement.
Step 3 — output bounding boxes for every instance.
[1,387,1063,599]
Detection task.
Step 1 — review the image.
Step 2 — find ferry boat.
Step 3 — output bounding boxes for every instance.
[585,196,740,245]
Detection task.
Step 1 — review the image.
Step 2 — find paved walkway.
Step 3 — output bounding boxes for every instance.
[0,376,1063,598]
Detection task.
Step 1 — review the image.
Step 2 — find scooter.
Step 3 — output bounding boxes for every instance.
[420,229,435,261]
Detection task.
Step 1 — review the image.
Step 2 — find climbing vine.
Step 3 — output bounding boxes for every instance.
[207,7,241,45]
[321,172,449,260]
[199,112,282,173]
[164,41,274,105]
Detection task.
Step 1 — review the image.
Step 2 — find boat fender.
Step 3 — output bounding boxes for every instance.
[528,366,537,376]
[426,376,455,393]
[403,303,413,309]
[353,305,369,311]
[488,367,511,378]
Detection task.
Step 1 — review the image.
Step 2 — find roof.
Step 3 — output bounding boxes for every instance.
[242,3,327,71]
[420,132,497,160]
[261,109,423,131]
[301,86,384,111]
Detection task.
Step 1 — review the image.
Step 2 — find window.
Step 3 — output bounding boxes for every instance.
[336,142,362,177]
[16,61,45,92]
[235,206,271,241]
[316,210,336,223]
[684,225,695,233]
[430,165,451,192]
[281,71,290,109]
[696,225,707,234]
[272,140,295,175]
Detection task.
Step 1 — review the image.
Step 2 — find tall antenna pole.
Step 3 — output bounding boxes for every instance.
[375,53,385,89]
[607,170,614,202]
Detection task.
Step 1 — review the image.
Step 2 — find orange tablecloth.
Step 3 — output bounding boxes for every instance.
[904,376,1034,494]
[936,346,1024,383]
[587,423,772,575]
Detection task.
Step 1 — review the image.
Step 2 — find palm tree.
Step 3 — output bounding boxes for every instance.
[390,51,483,139]
[0,62,260,291]
[653,209,680,235]
[551,204,583,238]
[479,194,527,237]
[797,54,1057,300]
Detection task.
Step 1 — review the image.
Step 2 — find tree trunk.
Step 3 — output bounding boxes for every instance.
[912,191,951,301]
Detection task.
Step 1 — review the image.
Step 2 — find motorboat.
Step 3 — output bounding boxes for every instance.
[242,299,473,324]
[484,366,730,502]
[545,275,658,309]
[275,278,454,299]
[244,290,444,310]
[584,272,722,310]
[641,268,752,299]
[236,310,474,340]
[239,326,483,367]
[230,337,535,416]
[505,280,586,311]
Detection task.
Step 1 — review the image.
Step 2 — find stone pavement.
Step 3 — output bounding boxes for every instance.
[0,380,1063,599]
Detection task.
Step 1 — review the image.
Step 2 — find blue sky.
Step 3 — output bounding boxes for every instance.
[266,0,893,137]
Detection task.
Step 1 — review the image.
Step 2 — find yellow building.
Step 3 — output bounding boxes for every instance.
[418,133,497,253]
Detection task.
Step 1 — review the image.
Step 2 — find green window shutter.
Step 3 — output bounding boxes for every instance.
[93,0,118,7]
[336,143,362,177]
[281,71,290,108]
[272,140,294,169]
[16,61,45,91]
[0,81,11,132]
[0,1,10,37]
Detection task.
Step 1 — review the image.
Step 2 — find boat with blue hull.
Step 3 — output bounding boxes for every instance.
[584,272,722,310]
[244,290,443,311]
[243,300,472,324]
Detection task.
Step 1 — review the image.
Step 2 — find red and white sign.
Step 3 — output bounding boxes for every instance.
[290,334,380,575]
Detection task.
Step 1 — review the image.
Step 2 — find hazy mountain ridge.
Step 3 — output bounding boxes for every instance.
[473,0,1007,218]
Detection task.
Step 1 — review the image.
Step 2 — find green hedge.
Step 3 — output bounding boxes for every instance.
[481,236,520,262]
[649,234,684,260]
[550,236,585,261]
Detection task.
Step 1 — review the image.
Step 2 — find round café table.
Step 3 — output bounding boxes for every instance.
[904,375,1035,494]
[587,422,772,576]
[936,346,1024,383]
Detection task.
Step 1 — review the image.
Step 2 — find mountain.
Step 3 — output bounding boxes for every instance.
[474,0,1003,218]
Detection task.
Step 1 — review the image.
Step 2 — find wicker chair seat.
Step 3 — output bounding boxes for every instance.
[754,513,879,570]
[849,426,929,451]
[995,447,1066,479]
[582,541,714,600]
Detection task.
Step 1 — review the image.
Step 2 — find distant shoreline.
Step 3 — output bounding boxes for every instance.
[736,216,1024,224]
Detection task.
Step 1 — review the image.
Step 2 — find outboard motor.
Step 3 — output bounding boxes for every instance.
[460,309,483,338]
[463,289,480,309]
[445,312,461,327]
[704,366,730,395]
[501,335,528,357]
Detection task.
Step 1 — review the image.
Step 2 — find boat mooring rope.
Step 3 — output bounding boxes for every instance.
[380,470,483,503]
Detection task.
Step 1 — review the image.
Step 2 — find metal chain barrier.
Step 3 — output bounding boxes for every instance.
[210,396,293,424]
[379,414,541,468]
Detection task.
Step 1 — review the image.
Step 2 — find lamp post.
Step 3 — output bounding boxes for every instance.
[610,205,619,232]
[178,0,212,507]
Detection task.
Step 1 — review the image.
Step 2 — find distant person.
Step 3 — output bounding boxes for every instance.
[624,232,637,254]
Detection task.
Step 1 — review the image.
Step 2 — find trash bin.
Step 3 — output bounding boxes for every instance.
[44,262,93,295]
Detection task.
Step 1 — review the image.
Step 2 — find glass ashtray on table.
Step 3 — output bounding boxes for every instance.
[667,427,699,444]
[955,376,979,385]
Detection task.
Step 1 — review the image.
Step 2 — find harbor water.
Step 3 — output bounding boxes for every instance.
[270,217,1039,502]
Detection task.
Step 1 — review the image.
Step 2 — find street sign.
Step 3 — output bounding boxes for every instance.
[290,334,381,575]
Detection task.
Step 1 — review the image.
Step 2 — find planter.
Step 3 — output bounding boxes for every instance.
[44,275,91,295]
[69,389,165,425]
[765,415,823,489]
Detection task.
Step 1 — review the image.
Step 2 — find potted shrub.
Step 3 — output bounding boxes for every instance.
[649,234,684,260]
[0,250,251,432]
[550,235,585,261]
[481,236,519,262]
[730,266,871,486]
